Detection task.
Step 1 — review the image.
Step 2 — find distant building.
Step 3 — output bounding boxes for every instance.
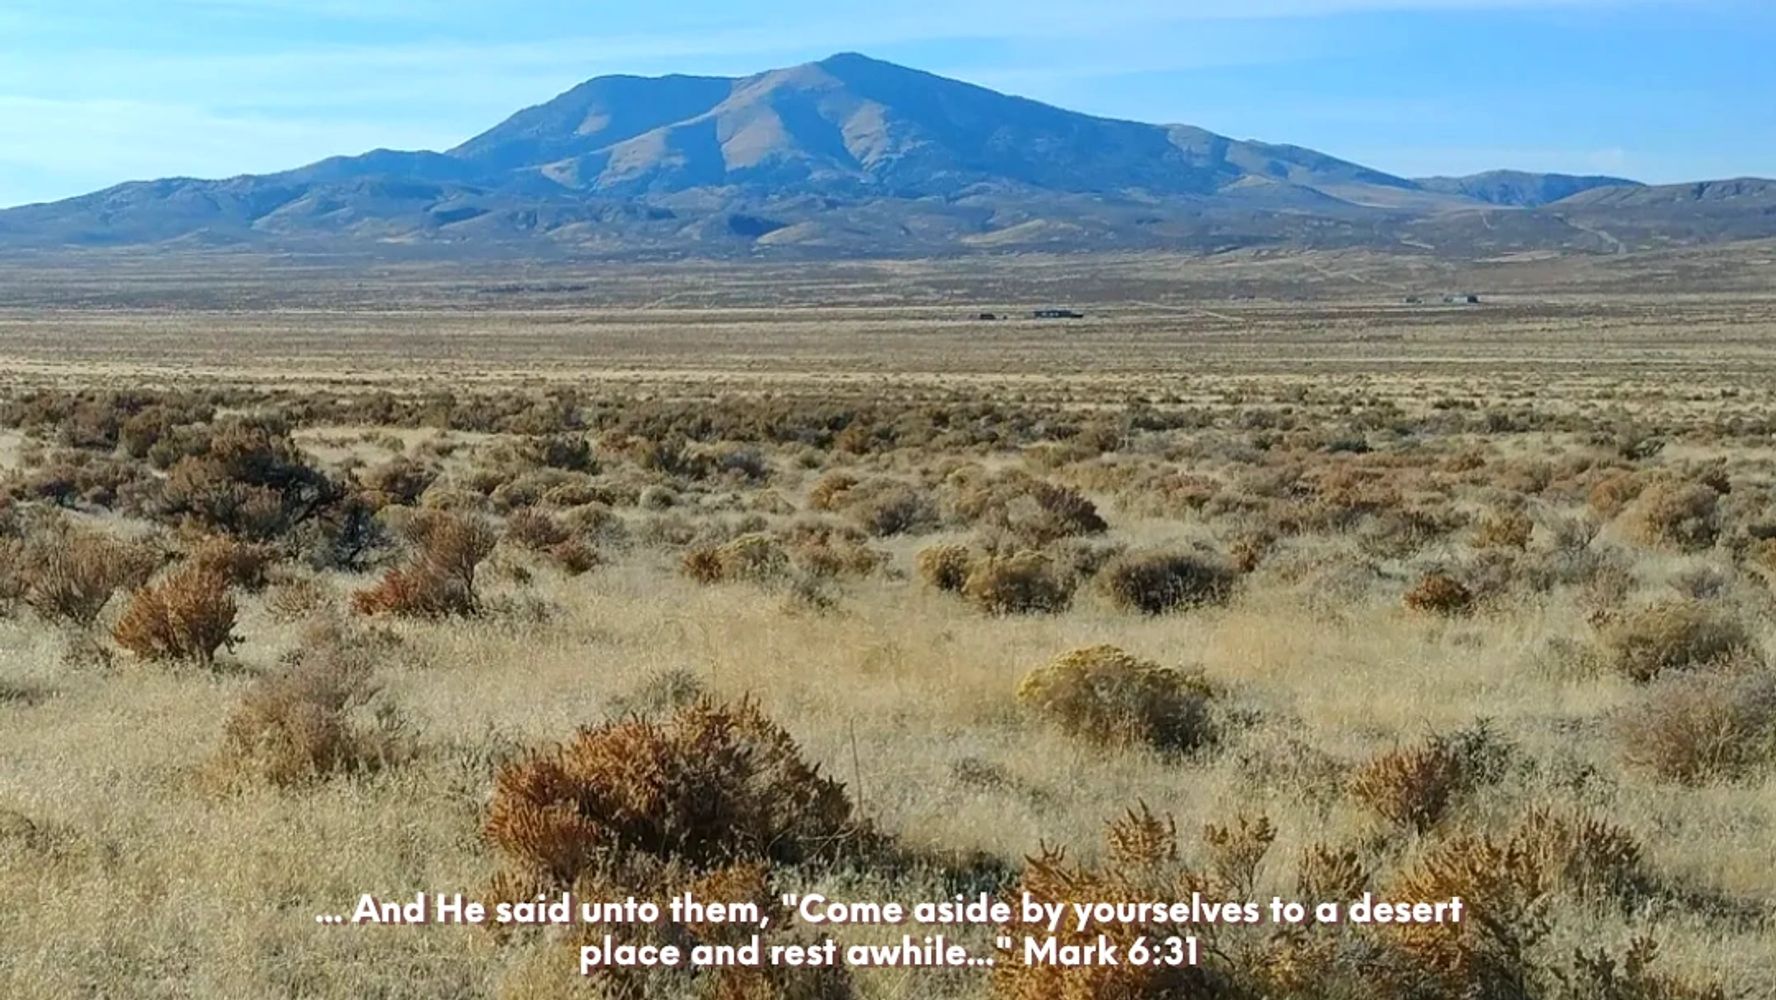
[1404,296,1424,304]
[1443,294,1481,305]
[1033,308,1085,319]
[976,312,999,321]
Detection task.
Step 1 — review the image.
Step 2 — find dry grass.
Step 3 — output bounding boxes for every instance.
[1,267,1774,998]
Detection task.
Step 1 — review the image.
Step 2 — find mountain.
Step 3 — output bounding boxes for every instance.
[1415,170,1640,207]
[2,52,1772,258]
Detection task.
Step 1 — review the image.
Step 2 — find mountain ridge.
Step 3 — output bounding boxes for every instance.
[2,52,1772,258]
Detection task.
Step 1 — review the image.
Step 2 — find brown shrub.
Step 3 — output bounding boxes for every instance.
[679,533,790,586]
[1095,549,1236,615]
[806,472,860,511]
[1472,509,1534,550]
[947,469,1107,546]
[1616,668,1776,783]
[1016,645,1217,754]
[992,806,1229,999]
[356,456,437,508]
[961,551,1073,614]
[352,511,496,617]
[1588,470,1647,519]
[187,535,277,592]
[1619,479,1720,551]
[915,543,975,593]
[1295,842,1369,902]
[1553,936,1728,1000]
[484,698,856,884]
[21,525,160,627]
[1382,831,1549,999]
[158,418,341,540]
[113,565,237,664]
[1350,726,1509,832]
[219,620,403,786]
[1597,600,1753,682]
[503,508,572,551]
[1403,571,1474,616]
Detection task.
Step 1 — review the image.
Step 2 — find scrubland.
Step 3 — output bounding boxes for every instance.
[1,264,1775,999]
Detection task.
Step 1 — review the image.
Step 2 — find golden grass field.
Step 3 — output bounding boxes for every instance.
[1,248,1774,999]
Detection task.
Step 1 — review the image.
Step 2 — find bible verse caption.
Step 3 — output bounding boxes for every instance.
[316,890,1466,974]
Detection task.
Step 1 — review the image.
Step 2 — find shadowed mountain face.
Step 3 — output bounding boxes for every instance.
[2,52,1772,258]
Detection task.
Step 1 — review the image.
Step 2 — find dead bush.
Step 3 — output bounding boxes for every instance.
[1597,600,1753,682]
[1403,571,1475,616]
[484,698,856,884]
[1016,645,1217,754]
[352,511,496,617]
[113,565,237,664]
[1616,668,1776,783]
[1095,549,1236,615]
[961,550,1073,614]
[219,620,404,786]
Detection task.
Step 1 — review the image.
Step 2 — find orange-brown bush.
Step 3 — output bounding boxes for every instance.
[1472,509,1534,550]
[1016,645,1217,753]
[1619,478,1721,551]
[484,698,856,884]
[992,806,1230,1000]
[961,550,1073,614]
[186,535,277,592]
[1350,726,1509,832]
[1403,571,1475,616]
[219,620,404,786]
[1597,600,1753,682]
[112,565,237,664]
[915,542,975,593]
[1095,549,1236,615]
[352,511,496,617]
[679,532,790,586]
[1615,668,1776,783]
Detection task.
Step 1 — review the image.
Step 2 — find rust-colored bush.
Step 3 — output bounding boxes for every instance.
[187,535,277,592]
[1096,549,1236,615]
[1597,600,1752,682]
[1016,645,1217,753]
[352,511,495,617]
[1403,571,1474,616]
[113,565,237,664]
[484,698,856,884]
[1350,726,1509,832]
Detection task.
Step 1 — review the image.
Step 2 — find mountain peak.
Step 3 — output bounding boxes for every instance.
[3,53,1772,257]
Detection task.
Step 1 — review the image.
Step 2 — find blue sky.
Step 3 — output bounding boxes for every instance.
[1,0,1772,207]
